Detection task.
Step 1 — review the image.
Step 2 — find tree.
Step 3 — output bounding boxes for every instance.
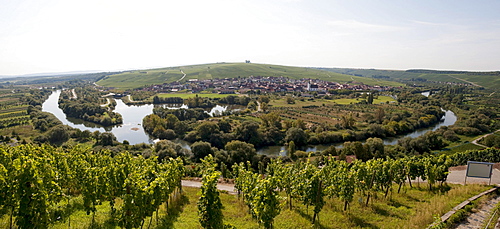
[196,122,220,141]
[258,95,270,104]
[284,127,308,146]
[343,141,370,161]
[154,140,179,160]
[260,112,282,129]
[288,141,296,159]
[286,96,295,104]
[260,102,269,112]
[96,132,116,146]
[364,138,385,159]
[192,141,214,162]
[234,121,261,146]
[367,93,374,104]
[225,140,256,165]
[47,125,70,144]
[218,119,232,133]
[375,108,385,124]
[340,113,355,129]
[322,145,337,156]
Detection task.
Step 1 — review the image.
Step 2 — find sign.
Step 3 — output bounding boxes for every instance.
[466,161,494,178]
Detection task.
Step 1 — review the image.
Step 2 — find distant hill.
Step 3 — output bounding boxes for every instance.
[96,63,403,90]
[0,70,104,79]
[321,68,500,91]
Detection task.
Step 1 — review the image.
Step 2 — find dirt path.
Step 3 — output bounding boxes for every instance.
[101,98,111,107]
[177,70,186,82]
[448,75,482,87]
[71,89,77,99]
[471,129,500,148]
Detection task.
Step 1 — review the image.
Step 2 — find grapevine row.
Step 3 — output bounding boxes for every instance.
[0,144,184,229]
[232,148,500,227]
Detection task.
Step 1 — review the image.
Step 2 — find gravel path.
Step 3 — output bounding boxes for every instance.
[181,180,237,194]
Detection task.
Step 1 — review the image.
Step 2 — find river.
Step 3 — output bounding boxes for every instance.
[256,91,456,156]
[42,90,240,145]
[42,90,457,156]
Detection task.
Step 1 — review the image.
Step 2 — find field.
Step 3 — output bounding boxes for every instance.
[2,184,490,229]
[325,68,500,91]
[96,63,404,90]
[269,96,396,107]
[157,93,236,99]
[0,89,30,130]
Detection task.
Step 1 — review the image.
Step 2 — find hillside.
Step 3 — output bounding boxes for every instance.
[96,63,403,90]
[322,68,500,91]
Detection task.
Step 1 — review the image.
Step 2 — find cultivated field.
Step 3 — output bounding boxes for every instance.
[96,63,404,90]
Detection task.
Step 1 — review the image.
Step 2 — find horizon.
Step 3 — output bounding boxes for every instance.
[2,61,500,78]
[2,0,500,75]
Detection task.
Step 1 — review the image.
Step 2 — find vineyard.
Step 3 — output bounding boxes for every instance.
[1,145,500,228]
[0,88,30,129]
[0,105,30,128]
[0,144,184,229]
[226,148,500,228]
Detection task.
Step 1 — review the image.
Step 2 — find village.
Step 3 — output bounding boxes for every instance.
[139,75,397,94]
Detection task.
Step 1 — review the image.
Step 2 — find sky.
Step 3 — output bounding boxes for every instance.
[1,0,500,76]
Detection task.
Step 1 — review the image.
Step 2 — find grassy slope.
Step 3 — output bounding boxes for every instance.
[96,63,403,90]
[324,68,500,91]
[5,184,489,229]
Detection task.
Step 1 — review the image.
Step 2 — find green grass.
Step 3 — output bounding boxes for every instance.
[157,93,236,99]
[332,96,396,105]
[439,143,485,154]
[178,184,490,229]
[1,184,490,229]
[96,63,404,90]
[269,96,396,107]
[325,68,500,91]
[269,98,334,108]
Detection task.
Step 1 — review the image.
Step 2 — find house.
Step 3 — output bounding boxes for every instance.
[307,82,319,91]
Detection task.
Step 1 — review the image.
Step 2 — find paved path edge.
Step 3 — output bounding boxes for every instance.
[427,186,499,228]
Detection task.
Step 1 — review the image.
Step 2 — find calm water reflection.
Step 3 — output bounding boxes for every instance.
[42,90,241,145]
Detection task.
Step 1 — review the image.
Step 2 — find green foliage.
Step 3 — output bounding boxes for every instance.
[0,144,184,228]
[198,155,224,229]
[58,88,122,126]
[284,127,308,146]
[192,141,214,162]
[225,140,256,165]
